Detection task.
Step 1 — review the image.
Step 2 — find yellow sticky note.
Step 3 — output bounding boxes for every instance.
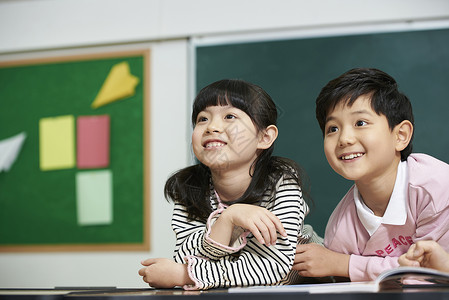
[91,61,140,109]
[76,170,113,226]
[39,115,75,171]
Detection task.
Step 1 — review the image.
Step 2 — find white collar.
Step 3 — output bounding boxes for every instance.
[354,160,408,236]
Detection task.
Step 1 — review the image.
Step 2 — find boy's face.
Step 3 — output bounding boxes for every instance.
[323,95,401,184]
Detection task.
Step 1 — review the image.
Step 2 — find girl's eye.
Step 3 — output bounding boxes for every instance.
[225,114,236,120]
[197,116,208,123]
[355,120,367,127]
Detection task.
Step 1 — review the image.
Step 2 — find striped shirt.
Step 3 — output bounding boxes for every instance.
[171,175,321,290]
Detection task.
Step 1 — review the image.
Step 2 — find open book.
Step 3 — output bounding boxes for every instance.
[229,266,449,294]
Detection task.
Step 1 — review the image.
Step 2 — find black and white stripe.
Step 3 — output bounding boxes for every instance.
[171,175,314,290]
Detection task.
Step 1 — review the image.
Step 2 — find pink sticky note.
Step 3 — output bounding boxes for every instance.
[77,115,110,169]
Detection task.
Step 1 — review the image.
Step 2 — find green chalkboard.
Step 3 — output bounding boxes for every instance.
[196,28,449,236]
[0,51,150,251]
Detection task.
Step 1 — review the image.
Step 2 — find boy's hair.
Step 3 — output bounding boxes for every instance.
[315,68,414,161]
[165,79,309,221]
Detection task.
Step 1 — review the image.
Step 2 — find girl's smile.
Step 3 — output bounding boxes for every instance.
[203,139,227,149]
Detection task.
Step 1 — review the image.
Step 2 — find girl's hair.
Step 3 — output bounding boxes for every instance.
[164,79,308,221]
[315,68,414,161]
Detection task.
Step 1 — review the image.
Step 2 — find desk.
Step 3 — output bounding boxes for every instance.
[2,288,449,300]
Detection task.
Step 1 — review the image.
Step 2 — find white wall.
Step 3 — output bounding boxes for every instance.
[0,0,449,289]
[1,0,449,54]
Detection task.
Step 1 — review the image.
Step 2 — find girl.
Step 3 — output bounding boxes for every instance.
[139,79,321,290]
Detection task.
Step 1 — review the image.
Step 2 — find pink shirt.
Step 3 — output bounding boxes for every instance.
[324,154,449,281]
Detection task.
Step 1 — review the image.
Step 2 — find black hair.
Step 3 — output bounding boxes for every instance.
[165,79,309,222]
[315,68,414,161]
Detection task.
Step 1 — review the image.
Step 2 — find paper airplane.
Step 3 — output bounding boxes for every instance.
[0,132,27,172]
[91,61,140,109]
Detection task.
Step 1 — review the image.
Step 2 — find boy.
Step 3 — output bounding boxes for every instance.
[293,68,449,281]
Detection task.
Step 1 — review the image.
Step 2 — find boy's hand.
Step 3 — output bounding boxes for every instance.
[293,243,349,278]
[221,204,287,246]
[138,258,193,288]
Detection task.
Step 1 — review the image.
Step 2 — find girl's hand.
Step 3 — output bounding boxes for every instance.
[398,241,449,273]
[138,258,193,288]
[221,204,287,246]
[293,243,350,278]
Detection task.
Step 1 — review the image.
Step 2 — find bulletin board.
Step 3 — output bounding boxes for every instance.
[0,50,150,252]
[195,27,449,236]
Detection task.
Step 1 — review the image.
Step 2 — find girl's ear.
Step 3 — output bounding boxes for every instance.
[257,125,278,150]
[395,120,413,152]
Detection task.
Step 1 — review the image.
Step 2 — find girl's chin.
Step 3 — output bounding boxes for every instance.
[207,163,231,172]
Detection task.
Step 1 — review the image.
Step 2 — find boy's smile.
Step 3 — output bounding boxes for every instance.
[340,152,364,161]
[323,95,401,185]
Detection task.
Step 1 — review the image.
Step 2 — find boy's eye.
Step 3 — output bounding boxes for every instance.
[225,114,236,120]
[355,120,367,127]
[326,126,338,134]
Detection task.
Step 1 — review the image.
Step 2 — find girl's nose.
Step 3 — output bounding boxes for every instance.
[206,119,222,133]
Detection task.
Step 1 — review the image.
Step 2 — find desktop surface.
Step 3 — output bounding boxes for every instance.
[2,288,449,300]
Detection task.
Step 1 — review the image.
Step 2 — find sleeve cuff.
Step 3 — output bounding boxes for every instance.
[204,205,249,255]
[182,255,203,290]
[348,254,372,281]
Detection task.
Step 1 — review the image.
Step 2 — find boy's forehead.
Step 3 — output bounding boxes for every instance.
[326,95,374,118]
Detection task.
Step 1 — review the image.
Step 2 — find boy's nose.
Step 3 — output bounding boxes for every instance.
[338,129,356,147]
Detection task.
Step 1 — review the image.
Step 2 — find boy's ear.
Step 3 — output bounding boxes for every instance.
[258,125,278,150]
[395,120,413,152]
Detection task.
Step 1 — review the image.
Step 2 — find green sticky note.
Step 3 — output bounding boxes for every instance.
[76,170,113,226]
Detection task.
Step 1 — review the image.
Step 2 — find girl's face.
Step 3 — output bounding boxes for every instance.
[192,105,263,173]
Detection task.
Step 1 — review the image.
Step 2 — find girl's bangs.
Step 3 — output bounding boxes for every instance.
[192,89,249,125]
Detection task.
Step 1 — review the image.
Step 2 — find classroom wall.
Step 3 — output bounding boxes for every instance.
[0,41,189,288]
[1,0,449,54]
[0,0,448,289]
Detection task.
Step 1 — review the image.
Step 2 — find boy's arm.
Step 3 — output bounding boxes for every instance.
[293,245,401,281]
[293,243,350,278]
[348,255,401,281]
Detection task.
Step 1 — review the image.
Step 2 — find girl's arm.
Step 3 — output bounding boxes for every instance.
[208,203,287,247]
[139,258,193,288]
[183,176,309,290]
[171,202,212,262]
[171,193,283,263]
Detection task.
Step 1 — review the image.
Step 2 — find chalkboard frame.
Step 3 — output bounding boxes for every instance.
[0,50,150,252]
